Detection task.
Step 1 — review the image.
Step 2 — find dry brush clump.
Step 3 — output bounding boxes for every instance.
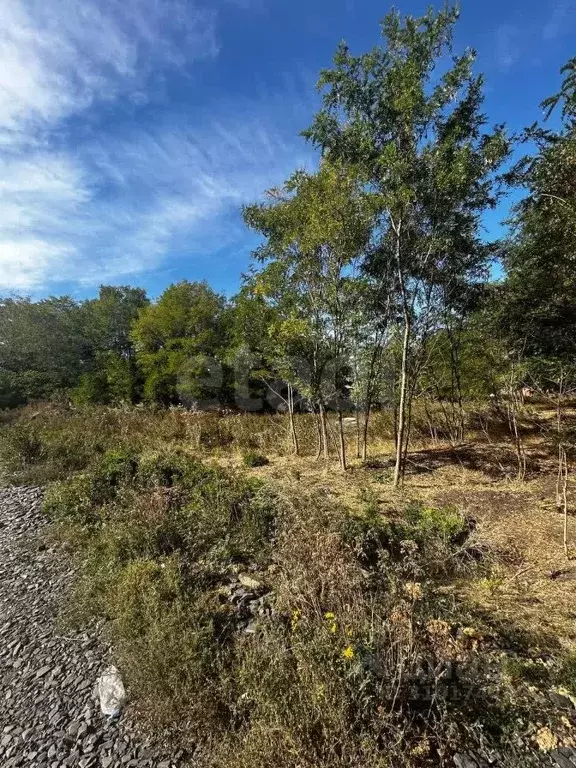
[36,437,556,767]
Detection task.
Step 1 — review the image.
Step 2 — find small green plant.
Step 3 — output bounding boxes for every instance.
[0,424,43,470]
[357,486,380,517]
[502,656,551,686]
[557,652,576,697]
[242,450,270,468]
[44,474,98,525]
[402,502,467,545]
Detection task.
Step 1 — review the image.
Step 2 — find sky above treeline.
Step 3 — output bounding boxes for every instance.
[0,0,574,300]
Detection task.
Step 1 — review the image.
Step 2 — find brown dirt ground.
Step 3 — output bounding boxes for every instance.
[219,423,576,655]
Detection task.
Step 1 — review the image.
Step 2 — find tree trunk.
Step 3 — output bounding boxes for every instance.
[559,445,569,556]
[287,384,299,456]
[362,406,371,462]
[402,388,414,474]
[507,399,526,481]
[313,404,322,460]
[337,410,347,471]
[318,401,329,460]
[393,314,410,488]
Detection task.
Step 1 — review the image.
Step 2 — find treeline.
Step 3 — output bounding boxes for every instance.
[2,7,576,483]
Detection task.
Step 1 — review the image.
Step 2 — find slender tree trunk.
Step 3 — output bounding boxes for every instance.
[312,404,322,461]
[355,409,361,459]
[559,445,569,556]
[557,444,564,507]
[318,401,329,460]
[337,410,347,471]
[446,321,465,444]
[402,389,414,473]
[507,398,526,481]
[393,314,410,488]
[287,384,299,456]
[362,406,371,462]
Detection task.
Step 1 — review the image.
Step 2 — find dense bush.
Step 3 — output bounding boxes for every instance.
[242,450,270,467]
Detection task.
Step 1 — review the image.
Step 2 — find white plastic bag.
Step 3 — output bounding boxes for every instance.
[97,665,126,717]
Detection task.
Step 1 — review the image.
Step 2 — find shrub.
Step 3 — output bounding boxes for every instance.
[49,450,278,738]
[43,448,138,525]
[209,491,517,768]
[44,474,100,525]
[242,451,270,468]
[0,424,43,471]
[402,502,467,545]
[33,413,537,766]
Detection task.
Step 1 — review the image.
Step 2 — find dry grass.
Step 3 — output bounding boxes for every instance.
[220,413,576,658]
[5,401,576,762]
[6,401,576,652]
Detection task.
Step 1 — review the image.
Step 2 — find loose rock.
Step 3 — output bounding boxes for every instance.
[0,486,181,768]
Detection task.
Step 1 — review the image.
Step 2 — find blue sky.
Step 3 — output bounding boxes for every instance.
[0,0,574,300]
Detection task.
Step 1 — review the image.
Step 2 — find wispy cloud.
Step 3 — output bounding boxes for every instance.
[74,113,313,288]
[0,0,218,147]
[543,1,576,41]
[0,1,316,294]
[494,24,520,70]
[0,101,314,291]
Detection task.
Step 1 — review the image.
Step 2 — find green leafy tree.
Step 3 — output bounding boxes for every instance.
[74,286,149,405]
[0,296,88,407]
[131,281,229,407]
[244,161,374,469]
[503,57,576,362]
[304,5,508,484]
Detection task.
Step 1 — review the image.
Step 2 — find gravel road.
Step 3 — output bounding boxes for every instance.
[0,486,182,768]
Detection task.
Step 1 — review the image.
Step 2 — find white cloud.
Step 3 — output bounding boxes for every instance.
[0,0,218,146]
[494,25,520,70]
[0,239,73,291]
[0,1,315,294]
[0,111,314,292]
[543,2,575,41]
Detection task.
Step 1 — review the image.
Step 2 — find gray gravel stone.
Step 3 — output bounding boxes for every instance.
[0,486,182,768]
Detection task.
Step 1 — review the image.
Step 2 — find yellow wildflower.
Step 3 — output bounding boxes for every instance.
[535,726,557,752]
[324,611,337,633]
[404,581,423,600]
[291,608,301,631]
[411,739,430,757]
[461,626,482,639]
[342,645,355,660]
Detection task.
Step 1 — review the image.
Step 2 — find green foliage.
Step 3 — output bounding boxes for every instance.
[48,450,278,732]
[557,652,576,697]
[132,281,230,407]
[243,161,373,410]
[0,400,547,765]
[0,423,44,469]
[0,296,88,400]
[341,501,467,577]
[402,502,466,545]
[0,286,148,409]
[502,59,576,361]
[83,285,149,356]
[48,447,503,765]
[43,448,138,524]
[242,451,270,467]
[44,474,102,525]
[300,4,508,479]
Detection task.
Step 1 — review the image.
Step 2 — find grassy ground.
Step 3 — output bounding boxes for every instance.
[2,401,576,765]
[238,441,576,653]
